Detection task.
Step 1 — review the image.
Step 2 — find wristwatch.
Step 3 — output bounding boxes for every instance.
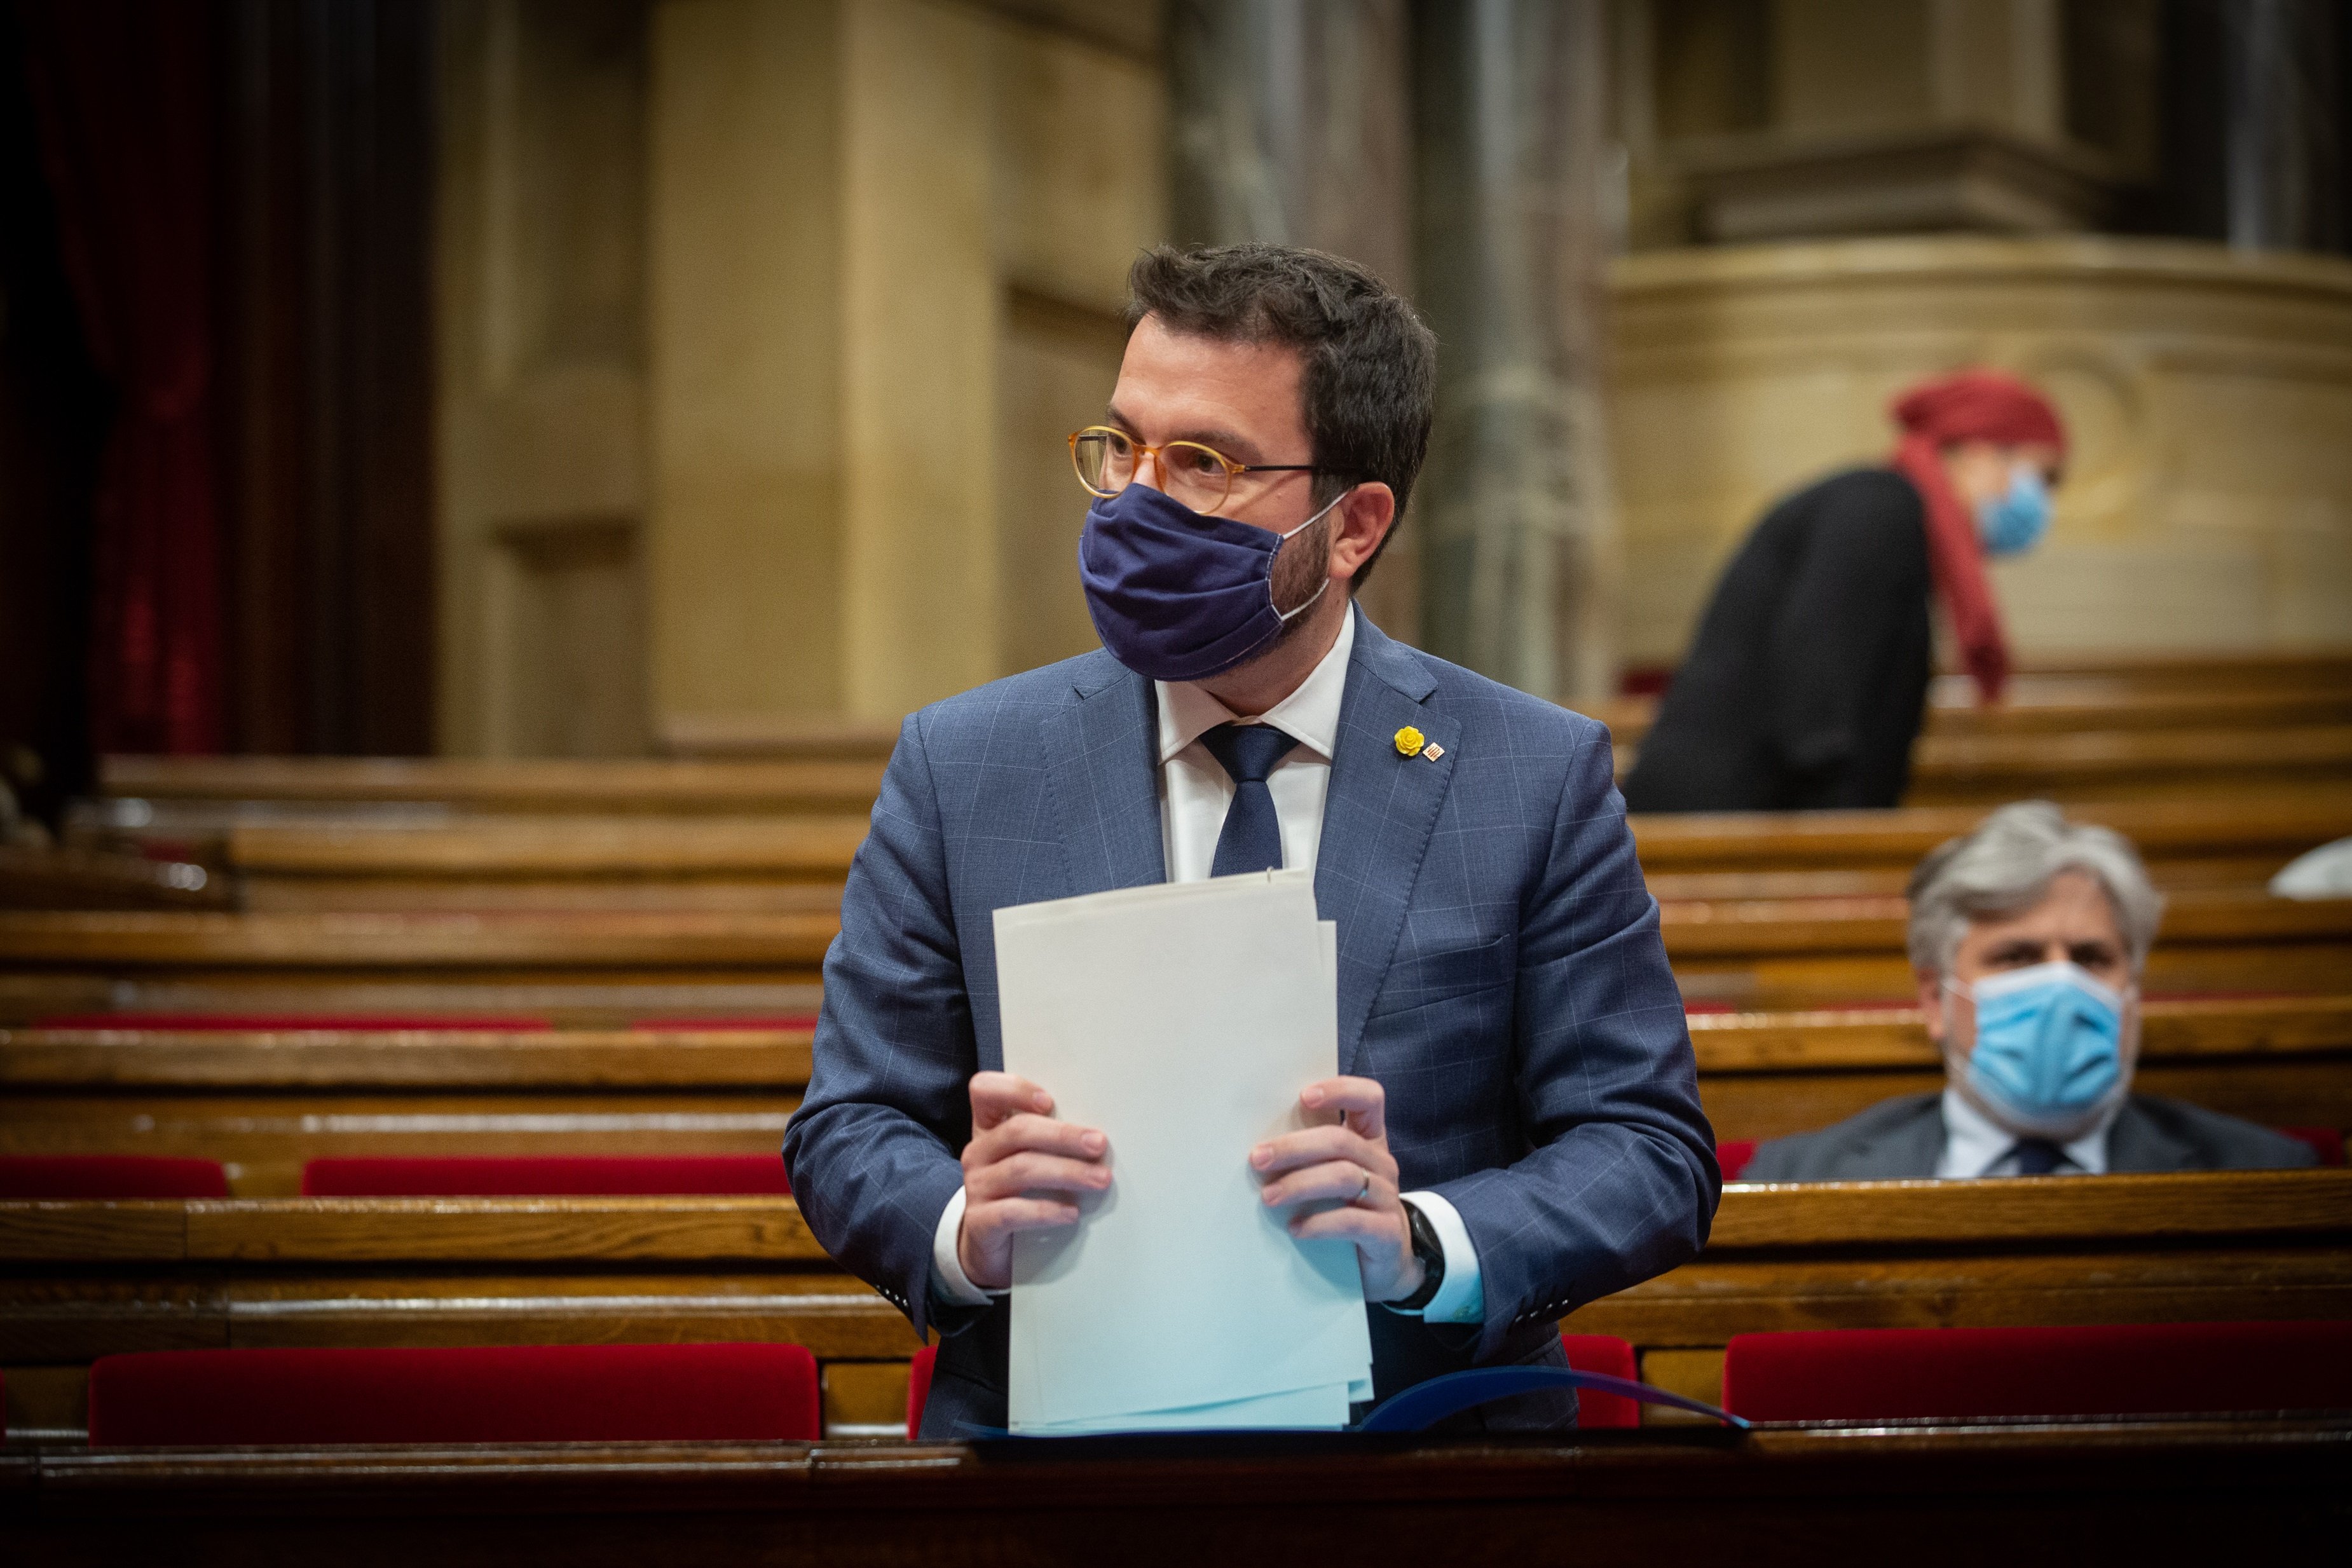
[1388,1198,1446,1313]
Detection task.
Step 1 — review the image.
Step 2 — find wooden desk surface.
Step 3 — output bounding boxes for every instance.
[2,1421,2344,1565]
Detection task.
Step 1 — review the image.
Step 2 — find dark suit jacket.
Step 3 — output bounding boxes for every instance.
[1740,1093,2320,1182]
[783,607,1720,1437]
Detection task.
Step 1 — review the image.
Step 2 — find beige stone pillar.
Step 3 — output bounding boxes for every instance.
[646,0,999,735]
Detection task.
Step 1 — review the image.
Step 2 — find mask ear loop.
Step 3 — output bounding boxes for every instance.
[1271,486,1352,624]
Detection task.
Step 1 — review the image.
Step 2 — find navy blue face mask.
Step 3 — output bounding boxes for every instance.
[1078,481,1342,682]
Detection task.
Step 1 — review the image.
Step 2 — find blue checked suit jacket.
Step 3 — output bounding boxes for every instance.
[783,606,1719,1435]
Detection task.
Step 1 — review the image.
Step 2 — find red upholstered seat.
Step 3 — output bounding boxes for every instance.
[1559,1333,1641,1428]
[908,1343,938,1439]
[2280,1127,2346,1166]
[1715,1140,1758,1181]
[33,1012,551,1031]
[0,1156,229,1199]
[1723,1321,2352,1423]
[301,1156,791,1196]
[87,1343,822,1446]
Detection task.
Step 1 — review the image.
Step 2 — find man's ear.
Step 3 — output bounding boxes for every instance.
[1917,969,1948,1046]
[1326,483,1396,585]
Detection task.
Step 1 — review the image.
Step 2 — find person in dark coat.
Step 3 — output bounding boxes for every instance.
[1623,371,2067,813]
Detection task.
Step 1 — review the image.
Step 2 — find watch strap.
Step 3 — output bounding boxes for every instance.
[1390,1197,1445,1313]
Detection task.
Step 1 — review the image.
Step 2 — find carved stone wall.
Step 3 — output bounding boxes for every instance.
[1610,234,2352,667]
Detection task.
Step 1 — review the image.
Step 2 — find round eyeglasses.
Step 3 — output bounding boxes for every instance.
[1069,426,1351,515]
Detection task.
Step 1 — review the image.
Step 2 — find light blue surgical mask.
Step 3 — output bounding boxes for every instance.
[1945,960,2131,1138]
[1975,463,2051,557]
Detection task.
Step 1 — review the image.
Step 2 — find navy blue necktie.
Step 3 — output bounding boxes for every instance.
[2011,1138,2068,1176]
[1200,723,1301,876]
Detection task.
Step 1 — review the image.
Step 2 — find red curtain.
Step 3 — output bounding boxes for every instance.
[17,0,222,753]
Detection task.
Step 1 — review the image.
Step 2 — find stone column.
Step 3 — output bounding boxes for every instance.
[2220,0,2345,252]
[1412,0,1620,706]
[1166,0,1421,643]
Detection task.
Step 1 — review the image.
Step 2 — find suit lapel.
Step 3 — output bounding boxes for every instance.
[2105,1097,2195,1173]
[1041,653,1167,897]
[1316,610,1459,1075]
[1850,1096,1952,1178]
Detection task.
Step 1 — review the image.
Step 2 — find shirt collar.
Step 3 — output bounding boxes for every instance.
[1155,608,1355,765]
[1940,1086,2114,1176]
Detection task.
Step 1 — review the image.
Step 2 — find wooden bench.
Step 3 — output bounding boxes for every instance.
[203,792,2350,913]
[1631,791,2352,899]
[222,817,870,914]
[0,1025,811,1196]
[1563,1166,2352,1419]
[1658,889,2352,1007]
[7,1171,2346,1445]
[3,998,2339,1187]
[4,889,2344,1018]
[1598,679,2352,753]
[1901,724,2352,804]
[94,754,892,813]
[0,1193,912,1440]
[0,911,834,1025]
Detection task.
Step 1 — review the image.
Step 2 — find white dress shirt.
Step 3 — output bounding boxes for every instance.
[1936,1086,2116,1178]
[933,612,1486,1325]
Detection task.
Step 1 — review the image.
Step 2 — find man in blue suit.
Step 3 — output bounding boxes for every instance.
[783,243,1718,1437]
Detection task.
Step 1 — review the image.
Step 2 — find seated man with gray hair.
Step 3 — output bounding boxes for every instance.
[1743,801,2316,1181]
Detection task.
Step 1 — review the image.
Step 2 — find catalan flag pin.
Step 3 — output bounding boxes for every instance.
[1393,726,1425,758]
[1423,742,1445,761]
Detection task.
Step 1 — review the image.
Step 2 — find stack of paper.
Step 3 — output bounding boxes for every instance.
[994,869,1374,1433]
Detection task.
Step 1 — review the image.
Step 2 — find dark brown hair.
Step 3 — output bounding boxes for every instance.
[1126,243,1436,583]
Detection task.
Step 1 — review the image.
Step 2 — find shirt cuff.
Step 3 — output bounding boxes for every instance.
[1399,1191,1484,1325]
[930,1185,1000,1307]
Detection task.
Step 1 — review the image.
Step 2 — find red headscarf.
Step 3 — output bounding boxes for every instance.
[1888,370,2067,704]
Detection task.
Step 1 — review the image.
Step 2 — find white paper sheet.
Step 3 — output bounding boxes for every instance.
[997,871,1371,1431]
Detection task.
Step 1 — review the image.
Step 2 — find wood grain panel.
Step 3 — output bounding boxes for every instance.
[102,755,891,810]
[181,1196,824,1262]
[0,1202,188,1263]
[222,1274,913,1359]
[0,1027,815,1088]
[225,815,870,876]
[1629,789,2352,871]
[1708,1168,2351,1247]
[0,910,840,967]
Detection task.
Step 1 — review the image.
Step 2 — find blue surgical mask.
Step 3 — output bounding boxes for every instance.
[1975,463,2051,557]
[1078,481,1340,682]
[1945,960,2130,1138]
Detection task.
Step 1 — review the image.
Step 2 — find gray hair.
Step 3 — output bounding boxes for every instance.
[1905,800,2164,976]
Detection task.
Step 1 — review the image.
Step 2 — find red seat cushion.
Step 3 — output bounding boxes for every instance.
[908,1343,938,1439]
[32,1012,550,1032]
[0,1156,229,1199]
[1716,1140,1758,1181]
[300,1156,791,1197]
[1559,1333,1641,1428]
[2279,1127,2346,1166]
[1723,1322,2352,1422]
[88,1343,821,1445]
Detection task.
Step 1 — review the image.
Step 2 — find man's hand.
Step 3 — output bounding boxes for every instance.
[956,1072,1111,1293]
[1251,1075,1423,1304]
